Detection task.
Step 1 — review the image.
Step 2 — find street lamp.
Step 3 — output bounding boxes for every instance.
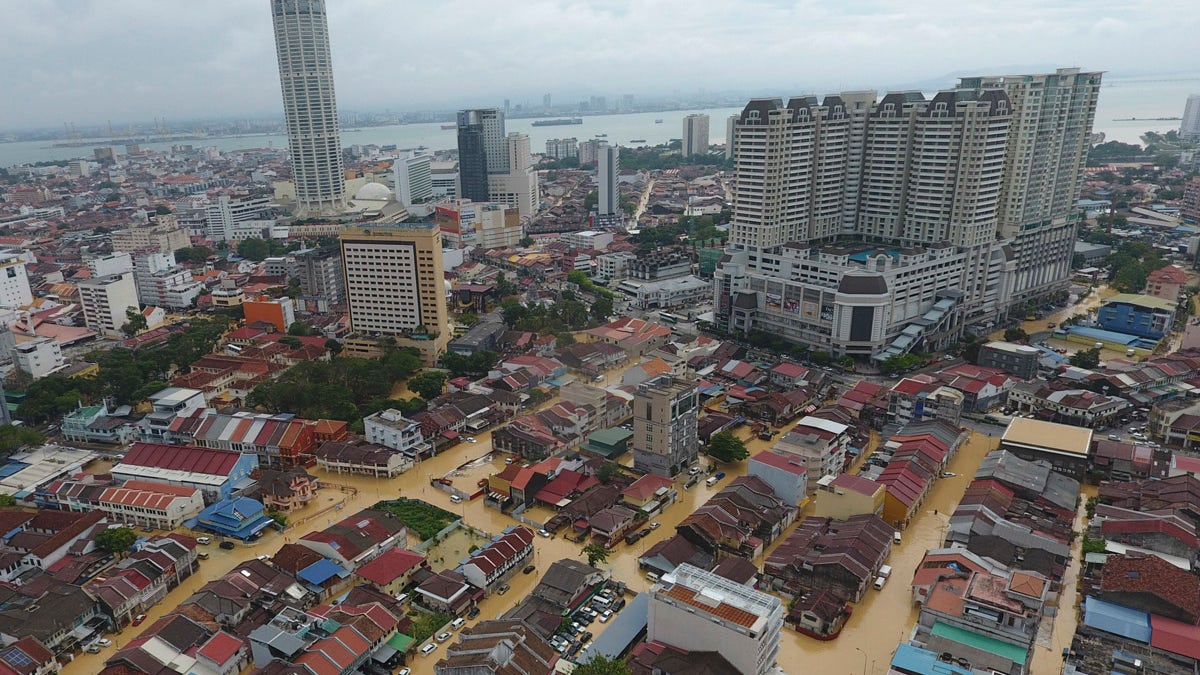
[855,647,868,675]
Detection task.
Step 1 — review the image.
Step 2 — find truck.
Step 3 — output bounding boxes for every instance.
[878,565,893,579]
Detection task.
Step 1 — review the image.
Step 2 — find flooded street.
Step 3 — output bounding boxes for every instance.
[63,365,1058,675]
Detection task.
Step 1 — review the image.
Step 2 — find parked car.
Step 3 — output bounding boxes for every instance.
[450,618,465,630]
[219,541,235,550]
[398,669,411,675]
[497,583,510,595]
[132,614,147,626]
[940,472,956,478]
[95,638,112,647]
[537,529,551,538]
[468,606,481,619]
[421,643,437,656]
[523,564,536,574]
[85,645,101,654]
[648,522,660,530]
[639,528,651,537]
[450,495,463,504]
[465,437,477,443]
[196,536,211,545]
[436,631,452,643]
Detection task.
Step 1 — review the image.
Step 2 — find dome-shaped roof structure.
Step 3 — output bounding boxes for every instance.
[354,182,392,201]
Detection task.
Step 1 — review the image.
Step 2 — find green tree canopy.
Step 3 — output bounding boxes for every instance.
[174,246,215,264]
[122,306,148,338]
[1003,327,1028,343]
[582,543,609,567]
[287,321,313,336]
[573,654,632,675]
[0,425,45,453]
[706,431,750,463]
[407,371,448,400]
[236,237,287,262]
[1070,347,1101,369]
[95,526,138,554]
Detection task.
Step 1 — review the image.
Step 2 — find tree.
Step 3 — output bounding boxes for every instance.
[278,336,302,349]
[519,236,535,248]
[0,425,45,453]
[706,431,750,463]
[1003,327,1028,343]
[582,543,609,567]
[121,306,148,338]
[1070,347,1101,369]
[573,654,632,675]
[287,321,313,336]
[174,246,215,264]
[236,237,286,262]
[267,510,288,527]
[154,204,172,216]
[0,494,14,508]
[407,371,447,400]
[591,295,614,321]
[596,461,622,485]
[95,526,138,555]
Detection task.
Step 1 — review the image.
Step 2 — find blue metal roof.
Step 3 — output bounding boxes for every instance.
[298,558,349,585]
[1084,596,1151,643]
[889,643,976,675]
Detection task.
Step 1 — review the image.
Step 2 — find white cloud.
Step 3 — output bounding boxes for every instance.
[0,0,1197,129]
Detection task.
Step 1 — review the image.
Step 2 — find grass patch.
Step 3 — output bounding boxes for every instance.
[374,498,459,541]
[409,609,454,643]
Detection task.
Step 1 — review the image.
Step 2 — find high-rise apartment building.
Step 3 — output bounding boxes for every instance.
[393,153,433,207]
[435,201,523,250]
[294,247,344,304]
[632,375,699,477]
[110,214,190,253]
[725,114,738,160]
[486,132,539,218]
[1181,95,1200,141]
[545,138,579,160]
[957,69,1102,301]
[456,109,505,202]
[339,223,450,360]
[715,69,1099,360]
[78,273,139,338]
[597,143,620,217]
[682,113,710,157]
[578,139,602,166]
[648,563,784,675]
[132,251,203,309]
[0,251,32,310]
[270,0,346,213]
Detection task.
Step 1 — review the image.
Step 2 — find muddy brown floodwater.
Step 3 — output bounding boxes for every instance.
[64,390,1058,675]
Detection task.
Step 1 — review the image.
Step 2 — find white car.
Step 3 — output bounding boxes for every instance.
[537,529,551,538]
[436,631,452,643]
[648,521,660,530]
[196,536,211,545]
[465,437,477,443]
[450,495,463,504]
[95,638,112,647]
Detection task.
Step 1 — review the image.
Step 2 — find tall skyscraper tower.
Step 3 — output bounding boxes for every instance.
[632,375,699,477]
[682,114,710,157]
[457,108,507,202]
[597,143,620,217]
[958,68,1102,301]
[270,0,346,213]
[1180,95,1200,141]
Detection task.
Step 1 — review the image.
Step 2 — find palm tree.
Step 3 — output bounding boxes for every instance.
[581,543,609,567]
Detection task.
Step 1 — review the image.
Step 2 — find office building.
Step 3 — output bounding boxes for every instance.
[339,223,450,361]
[78,273,139,338]
[597,143,619,217]
[457,108,507,203]
[87,252,134,278]
[294,246,344,304]
[270,0,346,213]
[110,217,190,254]
[1182,94,1200,141]
[205,195,273,242]
[545,137,578,160]
[632,375,699,477]
[978,341,1040,380]
[958,69,1102,302]
[579,139,602,166]
[435,200,523,249]
[0,251,31,311]
[682,113,710,157]
[13,337,65,379]
[715,69,1100,360]
[648,563,784,675]
[132,251,203,309]
[363,408,429,457]
[393,152,434,207]
[488,132,539,218]
[725,114,738,160]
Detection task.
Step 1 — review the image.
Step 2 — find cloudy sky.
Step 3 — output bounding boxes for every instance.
[1,0,1197,130]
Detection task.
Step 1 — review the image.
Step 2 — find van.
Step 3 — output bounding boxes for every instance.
[705,477,718,487]
[645,572,660,582]
[593,596,612,608]
[421,643,437,657]
[873,576,887,590]
[394,593,410,605]
[450,617,465,630]
[197,551,210,560]
[878,565,892,579]
[893,531,902,544]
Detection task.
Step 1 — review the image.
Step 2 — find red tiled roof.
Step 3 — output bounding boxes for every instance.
[119,442,241,477]
[661,582,758,628]
[354,547,426,586]
[1101,553,1200,622]
[622,474,674,501]
[1150,614,1200,660]
[197,631,243,665]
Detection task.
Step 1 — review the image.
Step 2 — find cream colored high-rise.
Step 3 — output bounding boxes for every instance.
[271,0,346,213]
[682,114,710,157]
[339,223,448,341]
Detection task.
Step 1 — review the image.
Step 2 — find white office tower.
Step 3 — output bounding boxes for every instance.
[487,133,539,218]
[1181,95,1200,141]
[132,251,203,309]
[597,143,619,216]
[545,138,578,160]
[78,273,139,338]
[957,68,1102,303]
[87,252,134,278]
[0,251,32,310]
[271,0,346,213]
[205,195,273,242]
[648,564,783,675]
[393,153,434,207]
[682,113,710,157]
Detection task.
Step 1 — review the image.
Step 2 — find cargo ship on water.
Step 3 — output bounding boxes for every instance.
[531,117,583,127]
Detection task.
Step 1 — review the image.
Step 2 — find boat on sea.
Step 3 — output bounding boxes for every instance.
[440,124,456,130]
[595,133,608,138]
[654,119,663,123]
[531,117,583,127]
[630,139,646,143]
